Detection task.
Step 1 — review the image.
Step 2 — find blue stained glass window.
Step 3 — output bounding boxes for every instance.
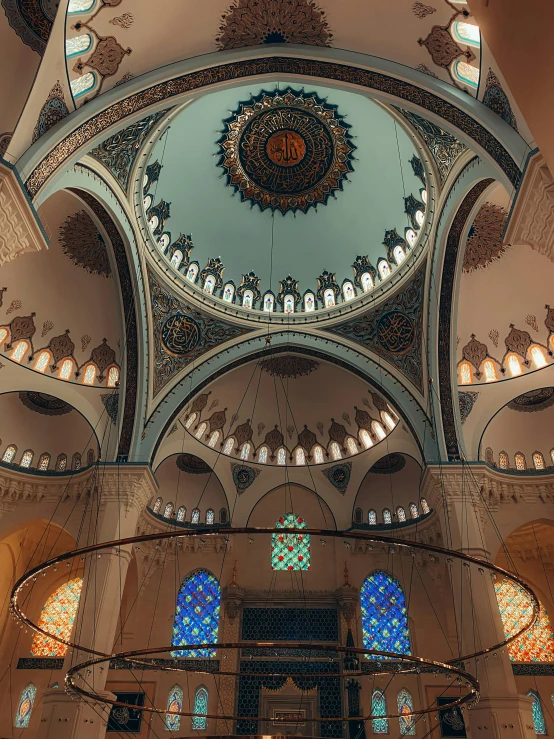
[191,508,200,524]
[371,689,388,734]
[528,691,547,735]
[271,513,310,571]
[192,686,208,730]
[360,571,411,659]
[397,689,416,735]
[172,570,220,658]
[166,685,183,730]
[368,510,377,525]
[14,683,36,728]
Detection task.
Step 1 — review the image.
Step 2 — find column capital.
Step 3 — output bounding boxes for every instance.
[0,161,48,265]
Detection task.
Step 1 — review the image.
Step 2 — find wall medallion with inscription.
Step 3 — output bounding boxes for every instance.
[218,88,355,215]
[161,313,201,357]
[376,311,415,355]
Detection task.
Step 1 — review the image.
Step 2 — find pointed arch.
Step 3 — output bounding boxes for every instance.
[271,513,310,571]
[397,688,416,735]
[14,683,37,728]
[31,578,83,656]
[172,569,220,657]
[371,689,388,733]
[153,496,163,514]
[528,690,547,735]
[165,684,183,731]
[360,571,411,659]
[192,685,208,730]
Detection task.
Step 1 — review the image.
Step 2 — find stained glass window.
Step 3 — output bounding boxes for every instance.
[204,276,216,294]
[451,20,481,47]
[11,340,29,363]
[223,283,234,303]
[263,293,274,312]
[528,691,547,735]
[34,350,51,372]
[383,509,392,525]
[87,449,95,465]
[38,453,50,471]
[177,506,186,522]
[483,360,497,382]
[172,250,183,268]
[371,689,388,734]
[158,233,170,249]
[531,346,548,369]
[495,578,554,662]
[164,502,174,519]
[187,264,198,282]
[343,282,355,301]
[284,295,294,313]
[31,578,83,656]
[330,442,342,460]
[258,446,268,464]
[59,358,74,380]
[397,689,416,735]
[373,422,386,441]
[499,451,509,469]
[406,229,416,247]
[0,327,8,346]
[324,289,336,308]
[192,686,208,730]
[3,445,17,463]
[191,508,200,524]
[359,429,373,449]
[71,453,81,470]
[206,509,214,525]
[186,413,197,429]
[361,571,411,659]
[295,447,306,465]
[515,453,526,471]
[354,508,363,525]
[508,354,523,377]
[378,261,391,279]
[452,61,479,89]
[20,450,33,468]
[83,363,96,385]
[534,453,546,471]
[153,497,163,514]
[240,442,251,460]
[420,498,430,514]
[165,685,183,731]
[313,445,324,464]
[143,194,152,210]
[409,503,418,519]
[397,507,406,523]
[65,33,92,57]
[71,72,96,98]
[14,683,37,728]
[219,508,228,524]
[107,366,119,388]
[394,245,405,265]
[459,361,473,384]
[271,513,310,571]
[382,411,396,431]
[346,437,358,456]
[223,437,234,455]
[56,454,67,471]
[68,0,95,12]
[208,431,219,449]
[277,448,287,466]
[415,209,425,227]
[195,422,207,440]
[368,510,377,525]
[172,570,220,658]
[242,290,253,308]
[551,449,554,466]
[361,272,373,292]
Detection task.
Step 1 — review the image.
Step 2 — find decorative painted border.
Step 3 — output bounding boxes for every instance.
[26,57,521,198]
[438,178,493,460]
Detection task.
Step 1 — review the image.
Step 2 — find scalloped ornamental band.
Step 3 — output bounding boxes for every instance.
[25,57,521,198]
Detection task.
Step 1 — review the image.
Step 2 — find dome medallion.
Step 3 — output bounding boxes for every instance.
[218,89,355,214]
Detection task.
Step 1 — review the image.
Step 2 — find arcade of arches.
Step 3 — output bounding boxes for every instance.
[0,1,554,738]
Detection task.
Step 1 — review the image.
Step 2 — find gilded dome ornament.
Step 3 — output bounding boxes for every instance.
[218,89,355,215]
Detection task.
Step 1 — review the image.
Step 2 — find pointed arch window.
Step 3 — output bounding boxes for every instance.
[187,263,198,282]
[59,358,74,380]
[346,437,358,456]
[397,688,416,735]
[31,578,83,656]
[531,345,548,369]
[87,449,95,466]
[354,508,363,525]
[409,503,418,519]
[485,447,494,465]
[164,502,175,519]
[551,449,554,466]
[393,245,405,265]
[204,275,216,295]
[361,272,373,292]
[396,506,406,523]
[359,429,373,449]
[192,686,208,730]
[368,509,377,526]
[71,453,81,471]
[172,570,220,657]
[107,366,119,388]
[295,447,306,465]
[68,0,95,12]
[176,506,186,522]
[515,453,526,471]
[343,282,355,301]
[56,453,67,471]
[219,508,228,524]
[206,509,215,525]
[208,431,220,449]
[0,327,8,346]
[71,72,97,99]
[240,442,251,461]
[371,689,388,734]
[223,437,234,455]
[191,508,200,524]
[495,578,554,662]
[528,691,547,735]
[361,571,411,659]
[263,293,274,312]
[499,451,509,469]
[242,289,253,309]
[185,413,197,429]
[223,283,234,303]
[11,340,29,363]
[507,353,523,377]
[195,422,207,440]
[4,444,19,462]
[153,497,163,514]
[373,421,386,441]
[34,350,51,373]
[534,452,546,471]
[383,508,392,525]
[459,361,473,385]
[382,411,396,431]
[330,442,342,461]
[483,360,497,382]
[452,60,479,89]
[83,363,97,385]
[304,292,315,312]
[313,445,324,464]
[143,194,152,210]
[272,513,310,571]
[284,295,295,314]
[324,289,336,308]
[38,453,51,471]
[171,250,183,269]
[277,447,287,466]
[65,33,92,58]
[451,20,481,47]
[420,498,430,514]
[258,445,268,464]
[415,209,425,227]
[378,261,391,280]
[20,450,34,468]
[14,683,37,728]
[165,685,183,731]
[406,229,417,247]
[158,233,170,250]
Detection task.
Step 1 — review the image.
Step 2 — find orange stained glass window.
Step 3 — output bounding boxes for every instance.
[31,578,83,657]
[534,452,546,471]
[531,345,547,369]
[59,358,74,380]
[499,452,509,470]
[0,327,8,346]
[34,350,51,373]
[515,453,526,471]
[483,360,497,382]
[83,363,96,385]
[459,361,472,385]
[107,366,119,388]
[494,578,554,662]
[11,340,29,363]
[507,354,522,377]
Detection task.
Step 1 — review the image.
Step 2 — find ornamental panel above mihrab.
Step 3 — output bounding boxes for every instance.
[324,261,426,393]
[148,269,253,396]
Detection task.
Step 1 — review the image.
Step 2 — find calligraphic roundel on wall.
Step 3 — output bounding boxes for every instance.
[161,313,201,357]
[376,311,415,354]
[218,88,355,215]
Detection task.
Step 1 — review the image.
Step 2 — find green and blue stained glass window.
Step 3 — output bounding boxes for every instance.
[271,513,310,571]
[15,683,36,728]
[397,688,416,735]
[166,685,183,730]
[172,569,220,658]
[360,570,411,659]
[371,689,388,734]
[528,691,547,735]
[192,686,208,730]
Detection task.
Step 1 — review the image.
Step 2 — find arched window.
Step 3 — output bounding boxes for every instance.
[87,449,95,466]
[34,350,51,373]
[343,282,355,301]
[158,233,170,250]
[258,445,268,464]
[368,509,377,525]
[219,509,228,524]
[11,340,29,363]
[195,422,207,440]
[420,498,430,514]
[361,571,411,659]
[107,366,119,388]
[515,453,526,471]
[295,447,306,465]
[208,431,220,448]
[191,508,200,524]
[143,194,152,210]
[153,497,163,514]
[192,686,209,730]
[534,452,546,471]
[14,683,37,729]
[171,250,183,269]
[223,437,234,455]
[185,413,197,429]
[397,688,416,735]
[378,260,391,280]
[458,361,473,384]
[31,578,83,656]
[186,263,198,282]
[284,295,295,313]
[38,453,51,471]
[263,293,274,312]
[313,445,324,464]
[551,449,554,466]
[165,685,183,731]
[528,691,547,735]
[0,327,8,347]
[240,442,251,461]
[68,0,95,12]
[164,502,174,519]
[359,429,373,449]
[223,283,235,303]
[304,292,315,312]
[70,453,81,471]
[242,289,253,309]
[204,275,216,295]
[3,445,17,463]
[271,513,310,571]
[405,229,417,247]
[361,272,373,292]
[452,60,479,89]
[83,363,97,385]
[396,506,406,523]
[172,570,220,657]
[499,451,509,470]
[495,578,554,662]
[451,20,481,47]
[277,447,287,466]
[176,506,186,522]
[65,33,92,57]
[354,508,363,525]
[483,360,497,382]
[382,411,396,431]
[324,289,335,308]
[56,453,67,471]
[346,437,358,456]
[409,503,418,519]
[206,509,215,525]
[383,508,392,525]
[393,245,405,265]
[507,353,523,377]
[372,421,386,441]
[59,358,74,380]
[371,689,388,734]
[71,72,97,99]
[485,447,494,465]
[330,442,342,461]
[415,209,425,227]
[148,214,159,232]
[20,449,33,468]
[531,345,548,369]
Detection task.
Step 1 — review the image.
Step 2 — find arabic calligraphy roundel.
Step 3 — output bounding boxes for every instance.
[376,311,415,355]
[218,88,355,215]
[161,313,201,357]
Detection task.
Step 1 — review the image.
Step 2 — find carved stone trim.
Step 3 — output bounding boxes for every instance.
[0,162,47,264]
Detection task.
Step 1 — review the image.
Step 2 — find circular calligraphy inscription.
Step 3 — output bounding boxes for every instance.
[266,130,307,167]
[376,311,415,355]
[161,313,201,357]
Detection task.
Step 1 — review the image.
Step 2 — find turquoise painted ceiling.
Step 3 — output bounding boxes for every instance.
[146,83,424,295]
